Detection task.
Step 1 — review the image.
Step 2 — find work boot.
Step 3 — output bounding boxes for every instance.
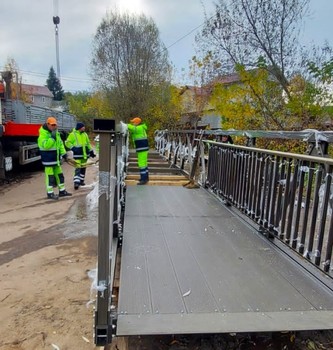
[137,180,148,185]
[47,193,59,200]
[80,181,86,186]
[74,183,80,190]
[59,190,72,197]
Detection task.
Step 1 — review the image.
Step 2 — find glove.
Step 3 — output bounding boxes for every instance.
[89,150,96,158]
[51,130,57,139]
[62,153,68,161]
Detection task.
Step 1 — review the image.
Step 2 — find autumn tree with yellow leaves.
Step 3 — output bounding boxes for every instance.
[65,91,113,132]
[210,64,331,131]
[196,0,333,132]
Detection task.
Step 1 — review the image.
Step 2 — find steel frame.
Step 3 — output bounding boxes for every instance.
[93,119,127,346]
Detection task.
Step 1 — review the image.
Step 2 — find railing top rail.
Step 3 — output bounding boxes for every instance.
[201,140,333,165]
[157,129,333,142]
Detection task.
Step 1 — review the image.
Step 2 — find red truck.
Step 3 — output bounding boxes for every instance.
[0,96,76,179]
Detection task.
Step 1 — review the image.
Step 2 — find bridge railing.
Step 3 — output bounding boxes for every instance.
[155,129,333,278]
[93,119,128,346]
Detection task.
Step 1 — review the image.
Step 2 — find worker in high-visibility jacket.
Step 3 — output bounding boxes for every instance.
[65,122,96,190]
[122,117,149,185]
[37,116,72,200]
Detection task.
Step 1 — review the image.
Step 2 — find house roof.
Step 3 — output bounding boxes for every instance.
[179,72,243,97]
[213,72,241,85]
[179,85,212,97]
[20,83,53,98]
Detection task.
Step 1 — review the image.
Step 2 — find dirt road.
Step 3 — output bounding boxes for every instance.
[0,163,99,350]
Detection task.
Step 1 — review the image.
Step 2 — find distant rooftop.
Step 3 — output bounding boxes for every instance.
[19,83,53,98]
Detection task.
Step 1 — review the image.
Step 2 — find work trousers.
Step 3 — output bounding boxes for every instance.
[137,150,149,182]
[44,165,65,194]
[73,159,87,185]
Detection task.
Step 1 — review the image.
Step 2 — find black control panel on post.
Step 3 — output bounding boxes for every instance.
[93,118,115,133]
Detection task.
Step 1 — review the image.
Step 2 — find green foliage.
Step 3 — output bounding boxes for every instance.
[65,91,113,132]
[46,66,64,101]
[285,75,327,129]
[195,0,333,137]
[65,84,182,139]
[210,64,333,132]
[255,139,307,154]
[307,58,333,84]
[145,84,182,135]
[210,66,285,130]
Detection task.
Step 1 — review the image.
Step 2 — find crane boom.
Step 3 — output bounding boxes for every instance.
[52,0,61,82]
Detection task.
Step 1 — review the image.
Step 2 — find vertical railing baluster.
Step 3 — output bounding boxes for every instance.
[291,161,307,249]
[268,155,279,234]
[280,158,292,239]
[315,165,333,266]
[285,160,299,244]
[307,166,323,260]
[255,153,265,223]
[299,163,314,255]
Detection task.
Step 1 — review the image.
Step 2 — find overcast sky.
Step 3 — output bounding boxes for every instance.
[0,0,332,93]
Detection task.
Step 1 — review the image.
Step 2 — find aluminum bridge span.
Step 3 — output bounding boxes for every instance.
[116,185,333,336]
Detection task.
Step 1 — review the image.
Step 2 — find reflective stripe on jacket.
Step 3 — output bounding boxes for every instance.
[37,124,66,166]
[65,128,92,159]
[127,123,149,152]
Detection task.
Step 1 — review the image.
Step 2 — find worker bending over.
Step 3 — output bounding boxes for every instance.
[122,117,149,185]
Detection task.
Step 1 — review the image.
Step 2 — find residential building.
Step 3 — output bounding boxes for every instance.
[15,83,54,108]
[179,72,243,129]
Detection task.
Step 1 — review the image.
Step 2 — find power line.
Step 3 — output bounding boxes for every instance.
[1,66,93,84]
[165,14,214,50]
[1,13,215,90]
[20,69,93,83]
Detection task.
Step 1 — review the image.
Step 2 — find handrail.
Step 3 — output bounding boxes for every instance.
[155,129,333,279]
[155,128,333,142]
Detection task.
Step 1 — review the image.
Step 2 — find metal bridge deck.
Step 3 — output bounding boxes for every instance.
[117,185,333,336]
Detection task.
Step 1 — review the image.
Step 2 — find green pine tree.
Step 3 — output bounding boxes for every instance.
[46,66,64,101]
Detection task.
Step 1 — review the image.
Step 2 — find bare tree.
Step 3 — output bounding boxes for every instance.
[196,0,311,98]
[90,11,171,121]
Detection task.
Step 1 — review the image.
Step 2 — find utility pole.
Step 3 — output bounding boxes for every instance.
[53,0,61,82]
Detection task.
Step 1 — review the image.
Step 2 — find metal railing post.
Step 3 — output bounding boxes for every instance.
[93,118,116,346]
